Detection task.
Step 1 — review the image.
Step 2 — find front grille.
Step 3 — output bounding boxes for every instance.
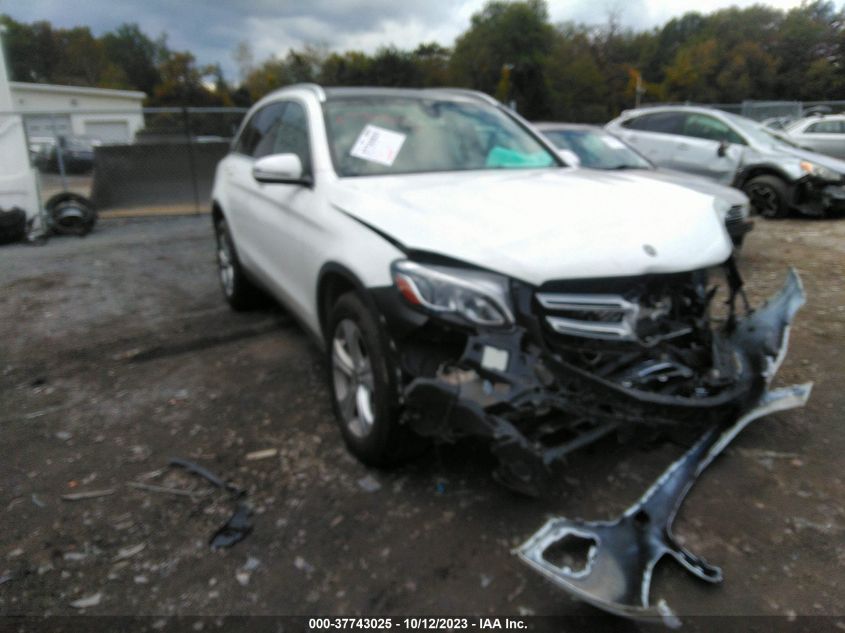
[535,292,640,342]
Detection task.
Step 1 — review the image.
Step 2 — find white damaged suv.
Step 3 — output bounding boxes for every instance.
[211,85,800,494]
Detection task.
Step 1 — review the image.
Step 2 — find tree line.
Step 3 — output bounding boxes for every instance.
[2,0,844,122]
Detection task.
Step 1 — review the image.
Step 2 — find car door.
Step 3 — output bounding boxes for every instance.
[223,102,285,271]
[792,119,845,159]
[671,113,744,184]
[614,111,685,168]
[224,99,317,318]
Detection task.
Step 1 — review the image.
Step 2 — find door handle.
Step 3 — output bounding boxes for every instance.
[677,143,689,150]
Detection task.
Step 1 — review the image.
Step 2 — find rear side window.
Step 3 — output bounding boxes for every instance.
[806,120,844,134]
[235,103,285,156]
[681,114,746,144]
[621,112,684,135]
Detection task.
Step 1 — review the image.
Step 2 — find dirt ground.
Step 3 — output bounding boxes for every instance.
[1,214,843,625]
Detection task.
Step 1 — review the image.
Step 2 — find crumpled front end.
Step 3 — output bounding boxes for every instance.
[513,268,809,624]
[389,261,802,496]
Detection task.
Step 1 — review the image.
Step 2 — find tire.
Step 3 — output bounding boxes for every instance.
[46,193,97,236]
[743,175,789,219]
[214,217,262,310]
[327,291,421,466]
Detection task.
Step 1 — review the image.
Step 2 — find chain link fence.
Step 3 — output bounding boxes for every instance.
[12,106,247,216]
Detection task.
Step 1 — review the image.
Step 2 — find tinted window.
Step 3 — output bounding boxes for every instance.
[621,112,684,135]
[681,113,745,144]
[806,120,843,134]
[235,103,285,156]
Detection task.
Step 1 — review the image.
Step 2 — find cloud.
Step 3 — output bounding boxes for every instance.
[0,0,809,80]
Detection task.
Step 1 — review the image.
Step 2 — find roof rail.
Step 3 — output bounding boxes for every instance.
[277,83,326,102]
[424,87,500,107]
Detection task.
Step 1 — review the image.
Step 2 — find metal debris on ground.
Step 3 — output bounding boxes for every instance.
[516,269,813,625]
[126,481,205,498]
[61,489,116,501]
[167,458,254,550]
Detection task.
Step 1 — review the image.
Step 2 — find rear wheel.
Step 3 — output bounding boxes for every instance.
[327,291,422,465]
[214,218,262,310]
[743,175,789,219]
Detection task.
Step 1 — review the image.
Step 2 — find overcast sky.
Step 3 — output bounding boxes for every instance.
[0,0,811,80]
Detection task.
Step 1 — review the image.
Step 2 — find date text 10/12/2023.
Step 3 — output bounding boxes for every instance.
[308,618,528,630]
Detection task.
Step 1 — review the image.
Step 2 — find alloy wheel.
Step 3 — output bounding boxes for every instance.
[331,319,376,438]
[217,228,235,297]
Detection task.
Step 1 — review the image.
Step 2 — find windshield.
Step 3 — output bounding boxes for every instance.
[323,96,558,177]
[542,128,651,170]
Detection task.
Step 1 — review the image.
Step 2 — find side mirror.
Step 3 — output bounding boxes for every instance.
[557,149,581,167]
[252,153,311,186]
[717,141,729,158]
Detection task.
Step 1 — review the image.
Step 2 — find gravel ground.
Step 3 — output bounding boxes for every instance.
[1,215,843,624]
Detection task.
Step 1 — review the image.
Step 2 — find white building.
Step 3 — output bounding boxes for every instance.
[9,82,145,144]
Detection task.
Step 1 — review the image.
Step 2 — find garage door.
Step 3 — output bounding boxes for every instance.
[85,121,131,144]
[25,115,71,139]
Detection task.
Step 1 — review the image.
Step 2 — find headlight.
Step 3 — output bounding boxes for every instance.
[800,160,841,182]
[391,260,514,327]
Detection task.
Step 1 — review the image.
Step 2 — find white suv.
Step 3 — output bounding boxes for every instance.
[211,85,800,494]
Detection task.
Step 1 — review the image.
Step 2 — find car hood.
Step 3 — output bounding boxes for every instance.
[638,168,749,211]
[773,143,845,173]
[331,169,732,286]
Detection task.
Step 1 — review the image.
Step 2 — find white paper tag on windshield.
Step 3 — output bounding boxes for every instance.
[350,124,406,166]
[602,135,627,150]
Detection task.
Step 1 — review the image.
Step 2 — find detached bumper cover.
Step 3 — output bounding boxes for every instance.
[513,268,810,624]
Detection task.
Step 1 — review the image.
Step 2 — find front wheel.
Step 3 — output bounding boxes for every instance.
[327,292,421,466]
[743,175,789,219]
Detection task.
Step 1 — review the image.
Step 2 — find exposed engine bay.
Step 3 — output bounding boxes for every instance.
[386,257,786,496]
[378,262,810,622]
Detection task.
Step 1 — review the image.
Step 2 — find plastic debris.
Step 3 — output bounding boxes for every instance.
[114,543,145,561]
[70,593,102,609]
[245,448,278,461]
[61,489,115,501]
[357,474,382,493]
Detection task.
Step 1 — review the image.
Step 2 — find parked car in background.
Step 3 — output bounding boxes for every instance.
[785,114,845,160]
[760,116,795,131]
[535,122,752,246]
[606,105,845,218]
[210,84,787,495]
[28,135,97,174]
